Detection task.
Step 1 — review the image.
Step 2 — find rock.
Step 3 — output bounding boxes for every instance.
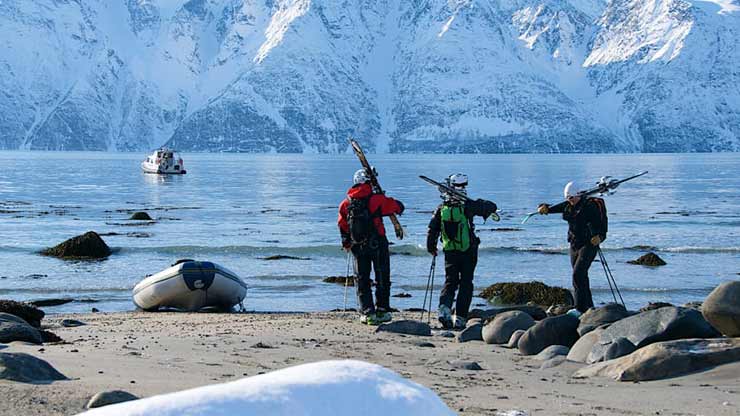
[322,276,354,286]
[0,300,44,327]
[448,360,483,371]
[457,323,483,343]
[61,319,86,327]
[540,356,567,369]
[640,302,673,312]
[39,330,63,343]
[0,352,67,382]
[29,298,74,307]
[518,315,580,356]
[567,328,605,363]
[603,337,637,361]
[41,231,111,259]
[588,306,721,363]
[437,331,455,338]
[0,318,43,344]
[578,303,631,336]
[479,281,574,307]
[0,313,29,326]
[505,329,526,349]
[534,345,570,361]
[392,292,412,298]
[129,212,153,221]
[261,255,310,261]
[546,304,571,316]
[627,252,666,266]
[468,305,547,321]
[482,311,535,344]
[466,318,482,327]
[683,301,703,310]
[375,320,431,336]
[702,281,740,337]
[91,307,100,313]
[87,390,139,409]
[411,341,435,348]
[575,338,740,382]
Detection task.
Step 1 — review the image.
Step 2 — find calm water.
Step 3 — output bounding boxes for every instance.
[0,152,738,314]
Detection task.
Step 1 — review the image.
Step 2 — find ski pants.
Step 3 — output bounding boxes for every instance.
[570,244,597,313]
[439,248,478,319]
[352,237,391,314]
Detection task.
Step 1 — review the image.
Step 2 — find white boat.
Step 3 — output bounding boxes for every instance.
[133,260,247,312]
[141,148,187,174]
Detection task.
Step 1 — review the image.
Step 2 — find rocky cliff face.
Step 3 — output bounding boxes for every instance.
[1,0,738,152]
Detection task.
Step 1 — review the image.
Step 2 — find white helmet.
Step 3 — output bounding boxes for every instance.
[449,173,468,188]
[353,167,377,185]
[564,181,581,198]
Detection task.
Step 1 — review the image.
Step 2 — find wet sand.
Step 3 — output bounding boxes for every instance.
[1,311,738,415]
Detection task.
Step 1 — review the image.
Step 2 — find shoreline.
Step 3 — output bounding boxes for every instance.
[1,311,738,415]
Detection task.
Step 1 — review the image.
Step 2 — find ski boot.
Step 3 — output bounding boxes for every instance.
[360,312,380,325]
[452,315,467,330]
[375,308,392,324]
[438,304,453,329]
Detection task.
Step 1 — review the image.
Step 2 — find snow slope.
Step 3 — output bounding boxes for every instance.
[0,0,738,152]
[77,360,455,416]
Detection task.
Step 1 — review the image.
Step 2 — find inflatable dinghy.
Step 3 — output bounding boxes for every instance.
[133,260,247,312]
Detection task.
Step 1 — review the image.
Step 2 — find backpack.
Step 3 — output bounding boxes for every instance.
[347,197,375,245]
[440,204,471,252]
[590,197,609,236]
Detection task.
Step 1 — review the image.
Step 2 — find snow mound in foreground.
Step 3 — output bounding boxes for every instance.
[78,360,454,416]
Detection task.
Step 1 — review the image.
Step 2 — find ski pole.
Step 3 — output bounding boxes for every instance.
[428,255,437,325]
[597,247,625,307]
[420,255,436,322]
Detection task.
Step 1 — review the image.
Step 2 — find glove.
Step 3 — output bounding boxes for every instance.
[428,248,438,257]
[537,204,549,215]
[396,200,405,215]
[342,238,352,251]
[590,235,602,246]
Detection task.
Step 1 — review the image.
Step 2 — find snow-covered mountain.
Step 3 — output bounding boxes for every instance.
[1,0,738,152]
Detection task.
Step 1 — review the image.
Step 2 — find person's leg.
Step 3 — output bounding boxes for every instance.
[572,245,597,312]
[454,248,478,319]
[373,238,391,312]
[353,248,375,315]
[439,251,461,309]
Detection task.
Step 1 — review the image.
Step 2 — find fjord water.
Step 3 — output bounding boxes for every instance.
[0,152,737,314]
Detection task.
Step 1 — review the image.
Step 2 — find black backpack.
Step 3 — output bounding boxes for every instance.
[347,197,374,245]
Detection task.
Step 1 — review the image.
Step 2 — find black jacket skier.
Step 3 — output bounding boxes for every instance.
[539,185,608,313]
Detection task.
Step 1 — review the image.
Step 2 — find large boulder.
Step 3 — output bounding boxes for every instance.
[41,231,111,259]
[0,352,67,382]
[534,345,570,361]
[129,212,153,221]
[0,315,43,344]
[567,327,605,363]
[482,311,535,344]
[588,306,720,363]
[505,329,527,349]
[578,303,632,336]
[375,320,431,337]
[702,281,740,337]
[0,300,44,327]
[574,338,740,382]
[479,281,573,307]
[518,314,580,356]
[627,252,666,266]
[469,305,546,321]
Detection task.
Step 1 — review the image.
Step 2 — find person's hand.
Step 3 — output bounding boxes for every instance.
[428,247,438,257]
[342,240,352,251]
[590,235,602,246]
[537,204,549,215]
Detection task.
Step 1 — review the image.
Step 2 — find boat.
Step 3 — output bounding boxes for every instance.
[133,260,247,312]
[141,148,187,174]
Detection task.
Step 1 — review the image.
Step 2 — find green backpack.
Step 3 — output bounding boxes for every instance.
[440,205,470,252]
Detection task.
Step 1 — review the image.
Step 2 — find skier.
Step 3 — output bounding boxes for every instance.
[426,174,498,329]
[537,181,608,315]
[338,168,405,325]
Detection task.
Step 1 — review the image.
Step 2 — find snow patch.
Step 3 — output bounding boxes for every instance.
[77,360,454,416]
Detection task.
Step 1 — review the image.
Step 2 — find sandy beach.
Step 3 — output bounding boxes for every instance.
[1,311,738,415]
